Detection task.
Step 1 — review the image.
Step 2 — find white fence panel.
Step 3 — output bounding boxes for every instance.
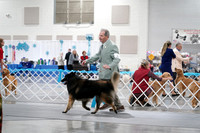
[1,69,200,110]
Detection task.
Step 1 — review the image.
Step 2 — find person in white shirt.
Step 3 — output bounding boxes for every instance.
[57,52,65,70]
[171,43,192,84]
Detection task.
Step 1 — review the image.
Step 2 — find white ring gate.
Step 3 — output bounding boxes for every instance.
[0,69,200,110]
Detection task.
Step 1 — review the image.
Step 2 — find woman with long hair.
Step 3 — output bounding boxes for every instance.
[160,41,178,96]
[68,50,79,70]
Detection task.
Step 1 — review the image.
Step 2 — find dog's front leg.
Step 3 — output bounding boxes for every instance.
[91,96,101,114]
[63,95,75,113]
[6,85,12,96]
[192,93,200,108]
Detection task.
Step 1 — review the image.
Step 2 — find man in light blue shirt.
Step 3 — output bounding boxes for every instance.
[83,29,124,111]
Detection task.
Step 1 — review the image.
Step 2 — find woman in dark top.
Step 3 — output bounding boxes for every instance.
[160,41,176,76]
[160,41,178,96]
[129,59,172,106]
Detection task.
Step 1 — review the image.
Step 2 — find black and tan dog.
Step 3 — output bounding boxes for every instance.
[61,72,120,114]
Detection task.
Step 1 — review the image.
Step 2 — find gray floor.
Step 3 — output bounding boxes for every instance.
[2,101,200,133]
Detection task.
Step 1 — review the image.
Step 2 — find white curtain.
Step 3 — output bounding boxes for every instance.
[4,40,101,64]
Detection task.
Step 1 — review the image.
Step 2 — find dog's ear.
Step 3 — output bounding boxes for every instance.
[161,73,165,78]
[7,69,10,74]
[3,68,9,75]
[167,73,171,77]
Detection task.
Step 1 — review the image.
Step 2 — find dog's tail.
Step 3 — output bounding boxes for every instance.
[111,72,120,92]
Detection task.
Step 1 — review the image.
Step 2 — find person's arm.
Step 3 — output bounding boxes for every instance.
[148,71,172,82]
[76,55,79,61]
[68,54,73,65]
[0,59,3,72]
[65,53,67,60]
[148,71,162,81]
[171,49,176,58]
[0,59,7,72]
[175,50,189,62]
[108,45,121,70]
[86,46,102,64]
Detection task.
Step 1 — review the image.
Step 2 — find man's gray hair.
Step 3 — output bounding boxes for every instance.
[101,29,110,37]
[176,42,182,47]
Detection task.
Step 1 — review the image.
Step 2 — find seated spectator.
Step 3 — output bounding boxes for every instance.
[68,50,79,70]
[80,51,89,63]
[51,57,57,65]
[129,59,172,106]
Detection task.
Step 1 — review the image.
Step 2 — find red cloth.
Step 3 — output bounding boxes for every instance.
[0,109,1,133]
[0,48,3,59]
[132,67,150,94]
[80,56,88,61]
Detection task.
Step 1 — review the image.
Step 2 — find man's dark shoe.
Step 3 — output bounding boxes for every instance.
[129,96,135,105]
[99,104,110,110]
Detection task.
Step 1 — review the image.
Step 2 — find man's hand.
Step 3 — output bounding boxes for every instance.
[4,64,8,68]
[103,64,110,69]
[82,60,86,66]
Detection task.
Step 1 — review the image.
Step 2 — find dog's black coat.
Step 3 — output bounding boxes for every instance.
[62,74,113,99]
[61,72,119,114]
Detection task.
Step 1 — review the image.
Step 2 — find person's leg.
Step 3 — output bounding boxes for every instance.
[100,93,124,110]
[143,89,152,106]
[129,93,145,106]
[68,65,73,71]
[169,81,178,95]
[61,65,64,70]
[162,71,177,96]
[169,71,178,95]
[172,72,177,86]
[113,94,123,108]
[129,94,135,105]
[109,94,125,111]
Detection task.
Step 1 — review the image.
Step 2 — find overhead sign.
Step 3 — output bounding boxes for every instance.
[172,29,200,45]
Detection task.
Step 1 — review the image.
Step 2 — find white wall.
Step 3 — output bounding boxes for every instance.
[148,0,200,52]
[0,0,149,71]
